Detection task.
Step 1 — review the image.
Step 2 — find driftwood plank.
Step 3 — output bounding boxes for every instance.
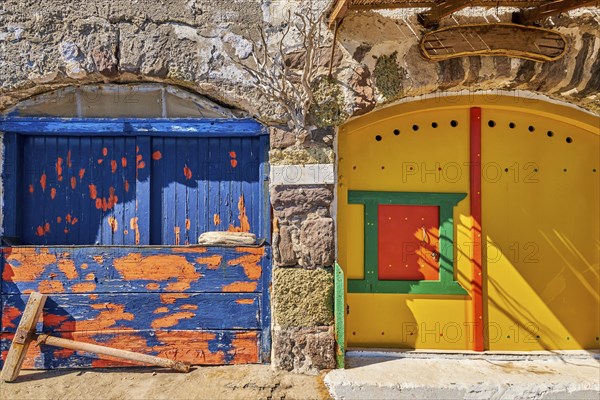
[420,23,567,62]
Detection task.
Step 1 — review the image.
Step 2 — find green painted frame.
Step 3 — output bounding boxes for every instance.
[348,190,468,295]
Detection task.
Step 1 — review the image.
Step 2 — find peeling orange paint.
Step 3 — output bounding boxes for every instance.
[113,254,202,291]
[98,159,103,164]
[236,298,256,305]
[136,154,145,169]
[146,283,160,290]
[228,247,264,280]
[196,255,222,270]
[40,173,47,191]
[108,217,118,233]
[89,184,98,200]
[64,228,69,234]
[79,168,85,180]
[231,332,259,363]
[183,165,192,180]
[54,348,76,359]
[124,180,130,193]
[50,188,57,200]
[152,151,162,160]
[229,151,237,158]
[57,216,62,223]
[222,281,258,292]
[213,214,221,226]
[66,214,72,224]
[153,307,169,314]
[76,303,134,330]
[174,227,181,245]
[151,312,195,329]
[95,187,119,211]
[29,184,34,194]
[111,160,117,173]
[185,219,191,230]
[57,258,79,279]
[230,159,238,168]
[44,314,70,329]
[92,256,104,264]
[121,157,127,168]
[2,248,58,282]
[2,306,21,329]
[67,150,72,168]
[81,263,89,269]
[160,293,190,304]
[102,147,108,156]
[85,273,95,281]
[71,217,78,225]
[71,176,77,190]
[56,157,63,181]
[228,195,250,233]
[179,304,198,310]
[36,222,51,237]
[89,294,98,300]
[130,217,140,245]
[170,247,207,254]
[72,282,97,293]
[38,280,65,293]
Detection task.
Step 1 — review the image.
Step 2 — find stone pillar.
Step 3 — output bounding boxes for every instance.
[268,126,337,374]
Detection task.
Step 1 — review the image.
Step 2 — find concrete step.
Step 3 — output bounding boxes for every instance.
[325,350,600,399]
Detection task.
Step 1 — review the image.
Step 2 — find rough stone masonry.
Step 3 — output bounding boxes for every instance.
[0,0,599,373]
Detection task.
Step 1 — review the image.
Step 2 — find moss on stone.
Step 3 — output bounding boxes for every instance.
[309,76,348,128]
[269,145,335,165]
[273,267,334,328]
[373,51,404,100]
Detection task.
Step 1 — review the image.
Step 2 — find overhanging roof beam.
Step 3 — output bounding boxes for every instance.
[516,0,598,24]
[417,0,472,28]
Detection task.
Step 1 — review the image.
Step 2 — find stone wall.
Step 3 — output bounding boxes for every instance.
[1,0,599,373]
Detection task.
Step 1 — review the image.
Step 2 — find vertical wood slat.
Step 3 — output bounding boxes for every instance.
[470,107,485,352]
[135,137,151,245]
[2,133,22,239]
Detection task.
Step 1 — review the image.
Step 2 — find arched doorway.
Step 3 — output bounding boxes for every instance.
[337,94,599,351]
[1,84,271,368]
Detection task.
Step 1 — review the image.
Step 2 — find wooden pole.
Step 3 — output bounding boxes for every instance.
[36,335,191,373]
[0,292,47,382]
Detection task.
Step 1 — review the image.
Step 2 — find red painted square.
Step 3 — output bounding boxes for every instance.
[378,205,440,281]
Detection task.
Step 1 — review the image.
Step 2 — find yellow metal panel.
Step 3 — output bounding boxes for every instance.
[481,107,599,350]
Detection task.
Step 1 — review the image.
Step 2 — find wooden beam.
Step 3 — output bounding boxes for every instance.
[516,0,598,24]
[329,0,350,28]
[418,0,472,28]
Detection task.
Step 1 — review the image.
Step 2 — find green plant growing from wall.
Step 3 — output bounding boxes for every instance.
[373,51,405,100]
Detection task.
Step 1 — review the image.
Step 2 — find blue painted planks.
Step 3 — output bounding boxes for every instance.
[1,293,261,332]
[1,329,260,368]
[0,118,266,137]
[1,246,266,294]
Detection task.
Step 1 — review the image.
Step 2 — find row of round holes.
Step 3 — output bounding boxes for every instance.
[375,120,458,141]
[350,332,600,341]
[488,120,573,143]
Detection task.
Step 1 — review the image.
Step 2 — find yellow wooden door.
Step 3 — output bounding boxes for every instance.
[338,95,599,351]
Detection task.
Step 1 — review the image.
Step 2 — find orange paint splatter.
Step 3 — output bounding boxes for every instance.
[196,255,222,270]
[151,312,195,329]
[71,217,78,225]
[64,228,69,234]
[95,198,102,209]
[124,180,130,193]
[229,151,237,158]
[146,283,160,290]
[230,159,238,168]
[66,214,72,224]
[72,282,97,293]
[29,184,34,194]
[153,307,169,314]
[102,147,108,156]
[222,281,258,292]
[183,165,192,180]
[80,263,89,270]
[179,304,198,310]
[36,222,51,237]
[174,227,181,245]
[67,150,72,168]
[107,217,118,233]
[79,168,85,180]
[236,298,256,305]
[98,159,103,164]
[89,184,98,199]
[76,303,134,330]
[113,254,202,292]
[160,294,189,304]
[95,187,119,211]
[121,157,127,168]
[85,273,95,281]
[40,173,47,191]
[228,247,264,280]
[92,256,104,264]
[152,151,162,160]
[124,230,129,235]
[50,188,57,200]
[185,219,191,230]
[56,157,63,181]
[57,257,79,279]
[213,214,221,226]
[71,176,77,190]
[38,280,65,293]
[57,216,62,223]
[130,217,140,245]
[228,194,250,233]
[111,160,117,173]
[136,154,145,170]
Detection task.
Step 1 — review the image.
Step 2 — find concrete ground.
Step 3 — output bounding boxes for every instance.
[0,364,330,400]
[325,350,600,400]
